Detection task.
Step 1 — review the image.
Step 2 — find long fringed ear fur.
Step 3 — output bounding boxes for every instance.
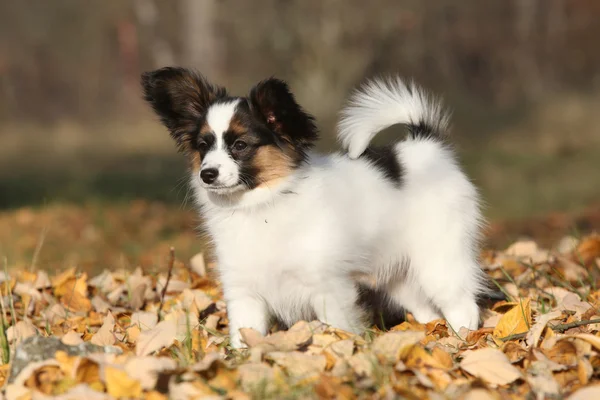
[249,78,318,150]
[141,67,227,152]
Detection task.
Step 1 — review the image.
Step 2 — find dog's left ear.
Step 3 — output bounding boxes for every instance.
[249,78,318,148]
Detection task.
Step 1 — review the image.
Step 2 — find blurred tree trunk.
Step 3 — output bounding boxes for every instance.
[515,0,543,100]
[183,0,221,80]
[134,0,175,67]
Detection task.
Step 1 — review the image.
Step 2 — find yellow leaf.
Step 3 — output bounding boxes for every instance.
[493,298,532,339]
[60,290,92,313]
[55,351,78,377]
[51,268,77,291]
[75,358,101,385]
[146,391,169,400]
[24,365,64,395]
[403,345,447,369]
[105,366,142,399]
[18,270,37,284]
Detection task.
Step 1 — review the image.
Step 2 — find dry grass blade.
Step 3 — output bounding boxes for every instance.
[157,247,176,321]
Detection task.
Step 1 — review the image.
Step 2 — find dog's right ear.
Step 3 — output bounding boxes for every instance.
[141,67,227,151]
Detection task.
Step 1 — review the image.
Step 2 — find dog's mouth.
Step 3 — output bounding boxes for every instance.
[204,184,245,195]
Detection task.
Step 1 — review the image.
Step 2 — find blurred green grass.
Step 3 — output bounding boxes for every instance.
[1,94,599,220]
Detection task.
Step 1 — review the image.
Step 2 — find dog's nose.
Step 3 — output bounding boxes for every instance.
[200,168,219,184]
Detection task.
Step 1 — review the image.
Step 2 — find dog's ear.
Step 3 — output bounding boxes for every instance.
[249,78,318,148]
[141,67,227,151]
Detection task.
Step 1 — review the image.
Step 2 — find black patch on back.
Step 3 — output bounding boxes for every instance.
[407,120,439,140]
[360,144,403,184]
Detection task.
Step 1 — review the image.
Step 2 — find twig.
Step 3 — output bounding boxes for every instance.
[499,317,600,341]
[550,318,600,333]
[157,247,175,321]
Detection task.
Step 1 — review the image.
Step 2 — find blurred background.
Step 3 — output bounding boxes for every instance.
[1,0,599,271]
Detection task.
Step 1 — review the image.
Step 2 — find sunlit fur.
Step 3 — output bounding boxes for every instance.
[142,68,487,348]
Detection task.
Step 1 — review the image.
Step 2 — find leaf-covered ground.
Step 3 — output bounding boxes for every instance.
[1,203,600,399]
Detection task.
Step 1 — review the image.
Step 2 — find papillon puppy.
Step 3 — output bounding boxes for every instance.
[141,67,489,348]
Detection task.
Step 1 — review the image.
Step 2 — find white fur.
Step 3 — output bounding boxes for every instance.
[201,100,241,188]
[338,77,450,158]
[191,79,485,348]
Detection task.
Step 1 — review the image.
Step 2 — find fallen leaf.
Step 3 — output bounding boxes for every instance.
[61,331,84,346]
[7,319,39,344]
[526,310,562,348]
[124,356,177,390]
[190,253,207,277]
[90,311,115,346]
[267,351,326,382]
[561,334,600,351]
[372,330,424,364]
[568,385,600,400]
[135,319,177,356]
[130,311,158,331]
[493,298,532,339]
[575,235,600,266]
[51,268,77,290]
[105,366,142,398]
[460,348,522,386]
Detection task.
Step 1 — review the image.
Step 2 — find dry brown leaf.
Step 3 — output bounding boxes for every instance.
[61,331,84,346]
[575,235,600,266]
[190,253,207,277]
[561,333,600,351]
[372,330,424,364]
[51,267,77,289]
[568,384,600,400]
[462,388,502,400]
[135,319,177,356]
[347,352,377,377]
[493,298,532,339]
[181,288,212,313]
[129,282,147,310]
[545,340,578,366]
[526,361,560,398]
[91,296,111,313]
[238,363,276,392]
[460,348,522,386]
[61,289,92,313]
[267,351,327,381]
[124,356,176,390]
[75,358,101,385]
[525,310,562,348]
[502,341,527,363]
[130,311,158,331]
[7,319,39,344]
[90,311,116,346]
[327,339,354,359]
[105,366,142,398]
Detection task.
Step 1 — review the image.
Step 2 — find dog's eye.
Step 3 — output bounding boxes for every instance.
[197,141,208,151]
[233,140,247,151]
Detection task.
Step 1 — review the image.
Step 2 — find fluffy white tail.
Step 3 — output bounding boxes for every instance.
[337,77,450,159]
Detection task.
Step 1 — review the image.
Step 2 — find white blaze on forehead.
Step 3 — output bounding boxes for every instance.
[206,99,240,149]
[201,99,241,187]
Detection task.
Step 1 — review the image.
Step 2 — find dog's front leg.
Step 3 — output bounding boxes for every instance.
[226,293,268,349]
[312,280,365,335]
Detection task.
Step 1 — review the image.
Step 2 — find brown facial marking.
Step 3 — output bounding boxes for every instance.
[190,152,201,173]
[199,121,212,135]
[227,113,249,138]
[252,145,295,188]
